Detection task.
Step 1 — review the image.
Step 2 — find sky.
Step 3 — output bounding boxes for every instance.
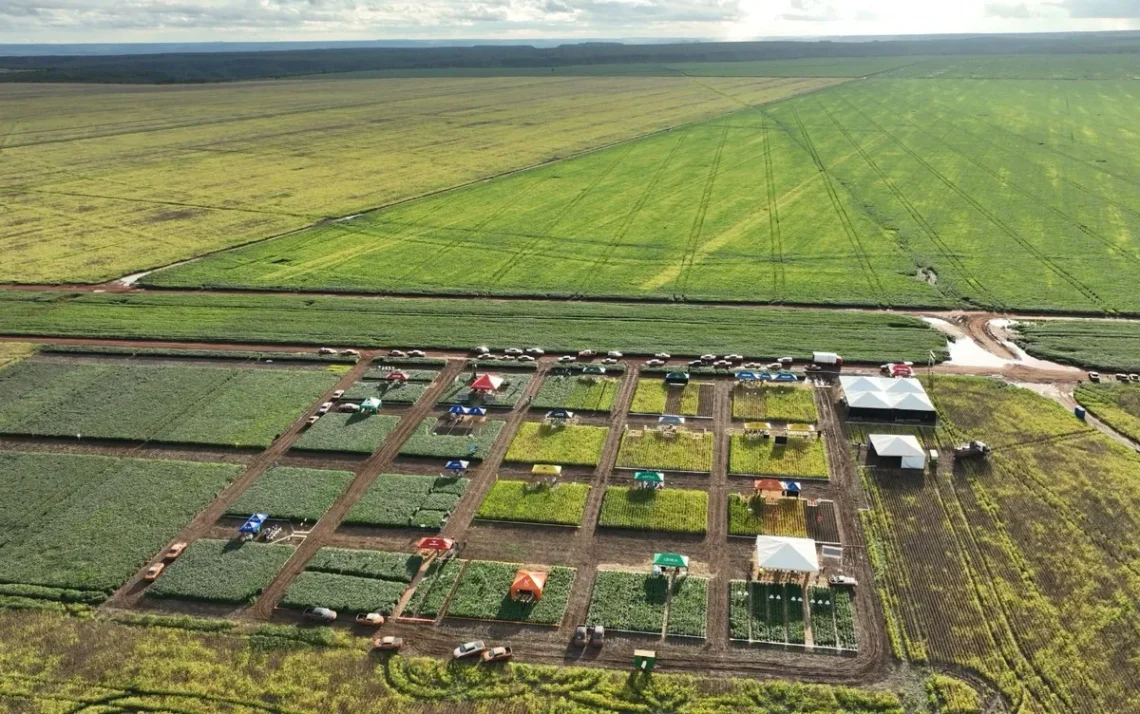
[1,0,1138,43]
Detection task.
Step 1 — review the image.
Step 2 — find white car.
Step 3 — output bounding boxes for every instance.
[408,350,427,358]
[713,360,731,369]
[317,402,333,415]
[606,350,623,358]
[829,575,858,587]
[341,349,360,357]
[645,359,665,367]
[689,359,704,367]
[331,390,345,400]
[601,358,619,365]
[578,349,597,358]
[453,640,487,659]
[502,355,517,362]
[473,345,490,354]
[318,347,338,355]
[388,349,407,358]
[700,354,716,363]
[725,354,744,363]
[526,347,545,355]
[654,352,671,360]
[504,348,524,356]
[518,355,536,363]
[558,355,576,363]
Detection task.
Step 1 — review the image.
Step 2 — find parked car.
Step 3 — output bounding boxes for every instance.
[481,354,500,361]
[689,359,704,367]
[589,626,605,648]
[713,360,732,369]
[303,607,337,623]
[578,349,597,358]
[607,350,623,358]
[143,563,165,581]
[372,635,404,651]
[317,402,333,415]
[453,640,487,659]
[503,355,518,362]
[504,347,524,356]
[472,345,490,354]
[164,542,188,560]
[778,357,794,365]
[482,646,513,663]
[341,349,360,357]
[339,403,360,413]
[1131,374,1140,383]
[654,352,671,360]
[572,625,589,647]
[645,359,665,367]
[601,358,619,365]
[305,415,320,428]
[829,575,858,587]
[518,355,536,363]
[526,347,545,355]
[355,612,385,626]
[331,389,345,400]
[725,354,744,363]
[318,347,337,355]
[558,355,576,363]
[1116,373,1130,382]
[388,349,407,358]
[700,354,716,363]
[767,362,783,371]
[408,350,427,358]
[1088,372,1101,383]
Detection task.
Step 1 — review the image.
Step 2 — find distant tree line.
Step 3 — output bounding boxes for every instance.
[1,33,1138,84]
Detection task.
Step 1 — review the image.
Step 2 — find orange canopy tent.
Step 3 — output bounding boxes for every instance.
[510,569,547,601]
[753,478,783,493]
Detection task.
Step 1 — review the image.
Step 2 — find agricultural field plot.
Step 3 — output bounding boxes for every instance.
[225,466,354,522]
[727,494,808,537]
[665,576,709,638]
[629,379,712,417]
[439,374,532,409]
[0,291,948,363]
[401,557,465,620]
[0,343,36,371]
[147,539,295,605]
[597,486,708,534]
[363,367,440,382]
[343,474,469,530]
[344,379,430,405]
[0,358,338,447]
[0,452,240,596]
[1016,319,1140,372]
[806,586,858,651]
[475,480,589,526]
[502,422,608,466]
[587,570,708,637]
[1074,382,1140,442]
[732,385,817,423]
[531,374,619,412]
[443,561,575,625]
[843,422,937,447]
[399,417,504,460]
[861,376,1140,711]
[616,428,714,472]
[148,77,1140,315]
[2,76,821,284]
[293,413,400,454]
[729,436,829,479]
[280,549,423,615]
[727,581,805,645]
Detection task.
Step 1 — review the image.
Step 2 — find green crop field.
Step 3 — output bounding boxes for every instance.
[861,376,1140,711]
[727,494,809,537]
[475,480,590,526]
[616,428,714,472]
[439,373,532,409]
[306,548,423,582]
[399,417,504,460]
[343,474,469,530]
[344,379,430,405]
[730,435,829,478]
[665,576,709,638]
[503,422,608,466]
[0,291,946,362]
[0,76,829,284]
[0,358,337,447]
[148,77,1140,315]
[1075,382,1140,443]
[597,486,708,534]
[629,378,704,415]
[226,466,353,522]
[403,557,465,619]
[444,561,575,625]
[293,413,400,454]
[733,385,818,422]
[0,452,239,595]
[147,539,295,604]
[531,374,619,412]
[0,343,36,370]
[587,570,668,635]
[281,571,407,615]
[1016,319,1140,372]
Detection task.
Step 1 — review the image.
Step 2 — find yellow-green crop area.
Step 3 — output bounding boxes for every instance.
[152,76,1140,314]
[0,76,839,284]
[861,377,1140,711]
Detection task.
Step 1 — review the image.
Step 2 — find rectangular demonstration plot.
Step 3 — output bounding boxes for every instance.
[147,539,294,605]
[444,561,575,625]
[732,384,818,423]
[598,486,708,534]
[293,413,400,454]
[475,480,589,526]
[616,428,713,472]
[729,435,829,479]
[280,549,423,615]
[343,474,469,530]
[503,422,608,466]
[400,417,504,460]
[226,466,353,523]
[532,374,619,412]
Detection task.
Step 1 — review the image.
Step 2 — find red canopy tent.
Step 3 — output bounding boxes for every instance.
[386,371,409,382]
[471,374,504,392]
[416,536,455,552]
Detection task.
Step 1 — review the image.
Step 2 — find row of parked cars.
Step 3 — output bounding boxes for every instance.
[1088,371,1140,383]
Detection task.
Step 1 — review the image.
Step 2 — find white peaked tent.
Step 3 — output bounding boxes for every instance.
[869,434,927,469]
[754,535,819,574]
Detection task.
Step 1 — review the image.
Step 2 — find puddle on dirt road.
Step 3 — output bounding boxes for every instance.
[921,317,1010,368]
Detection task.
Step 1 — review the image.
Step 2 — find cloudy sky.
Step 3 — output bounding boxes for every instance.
[1,0,1138,43]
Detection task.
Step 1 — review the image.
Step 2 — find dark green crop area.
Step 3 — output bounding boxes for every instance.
[148,77,1140,314]
[0,452,240,594]
[1016,320,1140,372]
[0,356,337,447]
[0,292,945,362]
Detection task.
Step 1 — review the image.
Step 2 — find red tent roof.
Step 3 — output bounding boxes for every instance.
[471,374,504,391]
[386,371,409,381]
[416,536,455,551]
[753,478,784,493]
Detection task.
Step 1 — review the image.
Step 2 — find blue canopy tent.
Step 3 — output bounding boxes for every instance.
[448,405,470,416]
[444,459,470,473]
[736,371,759,382]
[239,513,269,535]
[467,407,487,417]
[546,408,574,420]
[782,481,803,497]
[772,373,798,383]
[658,415,686,425]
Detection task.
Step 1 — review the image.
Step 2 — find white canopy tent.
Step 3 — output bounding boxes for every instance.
[869,434,927,469]
[839,376,936,423]
[754,535,819,574]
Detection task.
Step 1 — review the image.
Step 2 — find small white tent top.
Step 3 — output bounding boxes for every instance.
[869,434,927,469]
[754,535,819,573]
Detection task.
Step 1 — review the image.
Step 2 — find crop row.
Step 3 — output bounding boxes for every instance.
[616,429,714,472]
[475,480,589,526]
[531,375,618,412]
[343,474,469,531]
[402,558,464,620]
[729,436,829,479]
[727,495,808,537]
[597,486,707,534]
[503,422,608,466]
[732,385,818,423]
[281,571,407,614]
[399,418,504,460]
[148,539,295,604]
[227,466,353,522]
[294,413,401,454]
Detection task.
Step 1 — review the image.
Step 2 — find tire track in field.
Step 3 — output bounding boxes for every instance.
[837,95,1110,314]
[582,128,691,289]
[816,99,1002,308]
[485,142,637,287]
[788,107,885,302]
[676,122,729,297]
[761,112,786,295]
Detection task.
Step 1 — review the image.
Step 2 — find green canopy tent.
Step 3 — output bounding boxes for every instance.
[634,471,665,488]
[360,397,382,414]
[653,553,689,569]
